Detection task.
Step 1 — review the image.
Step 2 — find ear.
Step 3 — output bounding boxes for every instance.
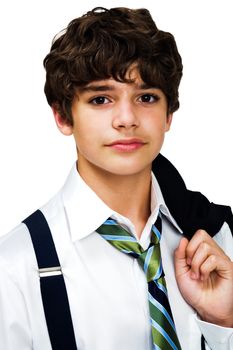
[52,106,73,136]
[165,113,173,132]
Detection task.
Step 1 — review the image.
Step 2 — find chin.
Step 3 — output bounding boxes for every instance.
[103,163,152,177]
[82,155,153,177]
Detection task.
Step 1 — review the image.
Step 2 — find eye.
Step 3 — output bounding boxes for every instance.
[89,96,110,105]
[139,94,160,103]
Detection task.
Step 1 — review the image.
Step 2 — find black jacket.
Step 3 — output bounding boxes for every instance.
[152,154,233,239]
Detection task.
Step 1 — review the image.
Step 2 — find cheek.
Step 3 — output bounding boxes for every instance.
[145,116,167,135]
[73,122,102,154]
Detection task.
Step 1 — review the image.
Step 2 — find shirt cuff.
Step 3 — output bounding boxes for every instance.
[196,317,233,350]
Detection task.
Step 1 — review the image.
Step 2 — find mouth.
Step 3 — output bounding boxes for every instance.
[106,138,146,151]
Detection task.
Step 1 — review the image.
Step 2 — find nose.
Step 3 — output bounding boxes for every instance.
[112,100,139,130]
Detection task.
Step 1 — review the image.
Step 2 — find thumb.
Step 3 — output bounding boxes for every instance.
[174,237,190,276]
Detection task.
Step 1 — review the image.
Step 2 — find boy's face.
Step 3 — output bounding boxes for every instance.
[54,68,172,178]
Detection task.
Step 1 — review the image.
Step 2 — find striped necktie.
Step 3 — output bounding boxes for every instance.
[96,212,182,350]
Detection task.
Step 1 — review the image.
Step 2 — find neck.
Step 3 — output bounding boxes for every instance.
[77,161,152,238]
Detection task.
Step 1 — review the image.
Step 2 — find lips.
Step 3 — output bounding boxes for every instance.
[106,138,146,151]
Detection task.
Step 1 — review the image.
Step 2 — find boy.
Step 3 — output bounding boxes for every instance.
[0,6,233,350]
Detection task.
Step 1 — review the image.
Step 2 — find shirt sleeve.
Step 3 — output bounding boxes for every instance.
[0,258,32,350]
[196,318,233,350]
[214,222,233,260]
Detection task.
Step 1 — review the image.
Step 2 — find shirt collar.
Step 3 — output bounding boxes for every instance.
[151,173,183,234]
[61,163,183,242]
[61,163,114,241]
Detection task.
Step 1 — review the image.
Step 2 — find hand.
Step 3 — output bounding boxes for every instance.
[174,229,233,327]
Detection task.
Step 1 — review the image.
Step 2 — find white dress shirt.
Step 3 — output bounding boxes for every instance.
[0,163,233,350]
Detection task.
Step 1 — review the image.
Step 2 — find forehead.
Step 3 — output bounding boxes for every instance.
[78,69,159,93]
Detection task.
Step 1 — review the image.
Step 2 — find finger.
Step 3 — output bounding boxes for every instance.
[174,237,189,276]
[200,254,233,281]
[189,241,214,280]
[175,237,189,260]
[199,255,218,281]
[186,229,224,265]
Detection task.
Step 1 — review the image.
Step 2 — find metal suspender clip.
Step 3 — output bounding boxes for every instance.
[39,266,62,277]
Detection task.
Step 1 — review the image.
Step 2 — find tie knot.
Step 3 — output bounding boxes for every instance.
[96,215,163,282]
[137,243,162,281]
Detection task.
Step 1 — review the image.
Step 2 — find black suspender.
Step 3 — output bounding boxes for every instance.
[201,335,206,350]
[23,210,77,350]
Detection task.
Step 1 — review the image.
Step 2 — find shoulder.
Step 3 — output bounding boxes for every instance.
[0,192,64,277]
[0,223,33,272]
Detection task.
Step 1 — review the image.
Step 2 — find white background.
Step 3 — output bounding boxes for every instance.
[0,0,232,236]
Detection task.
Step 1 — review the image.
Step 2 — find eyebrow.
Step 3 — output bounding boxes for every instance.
[79,82,160,93]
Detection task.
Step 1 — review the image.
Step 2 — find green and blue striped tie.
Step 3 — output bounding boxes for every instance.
[96,212,182,350]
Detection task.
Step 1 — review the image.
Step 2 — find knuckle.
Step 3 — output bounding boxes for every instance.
[196,229,208,239]
[208,255,216,265]
[200,241,209,253]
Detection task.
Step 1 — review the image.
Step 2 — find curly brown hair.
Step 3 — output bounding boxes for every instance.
[44,7,183,125]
